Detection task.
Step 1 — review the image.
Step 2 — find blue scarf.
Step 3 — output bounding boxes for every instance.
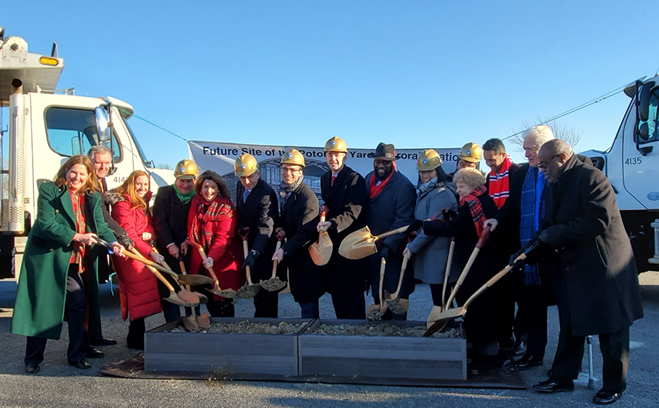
[519,167,545,285]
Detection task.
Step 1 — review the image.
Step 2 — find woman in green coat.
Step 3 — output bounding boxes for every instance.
[11,155,124,373]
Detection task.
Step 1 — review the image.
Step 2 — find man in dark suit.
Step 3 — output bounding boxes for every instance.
[272,149,324,318]
[364,143,416,320]
[317,137,368,319]
[527,139,644,405]
[234,154,280,317]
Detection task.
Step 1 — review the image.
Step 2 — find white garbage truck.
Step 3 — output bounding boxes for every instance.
[0,28,171,278]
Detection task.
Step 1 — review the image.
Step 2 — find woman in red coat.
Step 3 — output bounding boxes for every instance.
[187,171,243,317]
[109,170,163,349]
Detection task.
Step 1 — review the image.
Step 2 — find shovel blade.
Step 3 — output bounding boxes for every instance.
[338,227,379,260]
[178,274,214,286]
[182,316,199,332]
[423,307,464,337]
[387,297,409,315]
[309,240,332,266]
[236,283,261,299]
[259,277,287,292]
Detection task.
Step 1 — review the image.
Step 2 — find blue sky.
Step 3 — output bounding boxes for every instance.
[4,1,656,166]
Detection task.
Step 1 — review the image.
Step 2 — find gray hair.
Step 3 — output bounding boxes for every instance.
[453,167,486,190]
[539,139,573,158]
[87,145,112,160]
[522,125,555,148]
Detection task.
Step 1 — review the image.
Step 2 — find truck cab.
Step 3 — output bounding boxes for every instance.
[0,31,168,278]
[581,76,659,272]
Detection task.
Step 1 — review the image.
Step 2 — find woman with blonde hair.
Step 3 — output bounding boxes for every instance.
[12,155,123,373]
[108,170,163,349]
[187,171,243,317]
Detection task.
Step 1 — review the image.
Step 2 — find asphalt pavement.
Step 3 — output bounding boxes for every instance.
[1,272,658,407]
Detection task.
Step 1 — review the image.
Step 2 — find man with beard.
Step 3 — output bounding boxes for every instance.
[152,159,199,323]
[234,154,280,317]
[526,139,643,405]
[272,149,324,318]
[86,146,133,348]
[317,137,368,319]
[364,143,416,320]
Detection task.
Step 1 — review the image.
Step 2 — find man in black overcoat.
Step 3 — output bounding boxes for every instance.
[234,154,280,317]
[364,143,416,320]
[526,139,643,405]
[272,149,324,318]
[317,137,368,319]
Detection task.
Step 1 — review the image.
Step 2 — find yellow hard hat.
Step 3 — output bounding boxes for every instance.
[281,149,306,167]
[458,142,482,163]
[234,154,258,177]
[174,159,199,179]
[417,149,442,171]
[324,136,348,153]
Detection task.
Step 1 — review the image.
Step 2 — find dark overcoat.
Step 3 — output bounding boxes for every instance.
[152,184,193,274]
[277,181,324,303]
[364,170,417,299]
[320,165,368,295]
[236,178,280,283]
[538,155,643,336]
[11,182,117,339]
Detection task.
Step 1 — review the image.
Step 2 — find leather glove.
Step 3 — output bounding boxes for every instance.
[407,219,423,232]
[116,234,134,251]
[242,251,258,271]
[509,249,526,272]
[380,244,391,260]
[442,208,458,220]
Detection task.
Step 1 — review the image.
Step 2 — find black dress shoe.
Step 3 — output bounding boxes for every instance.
[516,354,543,370]
[85,347,105,359]
[532,378,574,393]
[70,359,92,369]
[25,364,40,374]
[593,389,623,405]
[90,337,117,346]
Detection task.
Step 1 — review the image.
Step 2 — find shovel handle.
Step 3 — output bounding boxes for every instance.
[375,225,411,241]
[378,257,386,311]
[130,248,177,293]
[475,226,491,249]
[241,239,254,285]
[441,238,455,310]
[122,250,177,277]
[461,259,521,310]
[197,246,222,288]
[271,240,282,278]
[390,251,409,299]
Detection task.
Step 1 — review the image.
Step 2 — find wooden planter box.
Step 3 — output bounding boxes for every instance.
[298,319,467,381]
[144,317,313,376]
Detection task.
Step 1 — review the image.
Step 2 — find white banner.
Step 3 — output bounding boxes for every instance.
[187,141,461,202]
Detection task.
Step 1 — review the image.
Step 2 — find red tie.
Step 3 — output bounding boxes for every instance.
[331,175,336,186]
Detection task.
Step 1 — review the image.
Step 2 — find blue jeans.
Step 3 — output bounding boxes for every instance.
[299,300,320,319]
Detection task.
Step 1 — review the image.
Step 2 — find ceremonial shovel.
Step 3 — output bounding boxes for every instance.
[366,257,388,320]
[178,255,210,331]
[385,251,410,314]
[236,228,261,299]
[423,241,540,337]
[309,211,332,266]
[339,225,411,260]
[195,245,238,299]
[426,226,490,330]
[259,236,287,292]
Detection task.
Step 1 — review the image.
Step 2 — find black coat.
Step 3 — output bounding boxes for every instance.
[423,192,500,346]
[320,165,368,295]
[151,184,192,274]
[538,154,643,336]
[236,178,279,282]
[364,170,417,299]
[485,162,522,260]
[277,181,324,303]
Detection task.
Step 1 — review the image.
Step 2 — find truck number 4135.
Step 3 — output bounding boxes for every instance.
[625,157,642,165]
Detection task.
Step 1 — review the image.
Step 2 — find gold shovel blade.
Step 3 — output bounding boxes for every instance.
[309,231,333,265]
[423,307,464,337]
[338,227,378,260]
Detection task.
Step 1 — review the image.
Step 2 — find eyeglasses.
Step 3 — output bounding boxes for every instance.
[281,166,302,174]
[537,154,560,170]
[239,173,258,181]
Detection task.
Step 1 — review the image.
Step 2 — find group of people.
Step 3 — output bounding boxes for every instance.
[11,130,643,405]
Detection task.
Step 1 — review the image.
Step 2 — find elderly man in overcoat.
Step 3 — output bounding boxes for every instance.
[526,139,643,405]
[365,143,416,320]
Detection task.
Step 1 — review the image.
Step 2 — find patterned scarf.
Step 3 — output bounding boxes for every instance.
[416,176,438,194]
[69,189,87,272]
[279,175,304,213]
[459,185,487,237]
[488,156,513,208]
[368,161,396,198]
[190,196,233,252]
[519,167,545,285]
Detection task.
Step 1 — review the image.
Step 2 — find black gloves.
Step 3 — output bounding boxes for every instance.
[116,234,134,251]
[379,244,391,260]
[407,219,423,232]
[242,251,258,271]
[509,239,546,268]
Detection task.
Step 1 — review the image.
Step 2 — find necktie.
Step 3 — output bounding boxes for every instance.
[331,175,336,186]
[243,189,250,203]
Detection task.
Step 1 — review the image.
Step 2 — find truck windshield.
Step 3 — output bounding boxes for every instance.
[122,119,152,168]
[638,88,659,144]
[45,107,121,161]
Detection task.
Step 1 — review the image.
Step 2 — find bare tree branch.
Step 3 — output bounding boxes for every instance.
[510,117,582,151]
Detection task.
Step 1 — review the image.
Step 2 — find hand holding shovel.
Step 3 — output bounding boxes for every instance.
[260,236,287,292]
[195,245,237,299]
[236,228,261,299]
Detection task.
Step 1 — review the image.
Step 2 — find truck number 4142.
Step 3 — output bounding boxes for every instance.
[625,157,642,165]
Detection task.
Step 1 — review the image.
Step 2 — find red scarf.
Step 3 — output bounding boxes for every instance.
[69,189,87,272]
[190,196,233,252]
[368,161,397,199]
[488,156,512,208]
[459,185,487,237]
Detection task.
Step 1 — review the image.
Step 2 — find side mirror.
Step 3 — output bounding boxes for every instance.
[94,107,111,143]
[639,81,654,122]
[639,122,649,141]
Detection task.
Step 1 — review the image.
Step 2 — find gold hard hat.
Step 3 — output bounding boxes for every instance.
[281,149,305,167]
[234,154,258,177]
[417,149,442,171]
[174,159,199,179]
[324,136,348,153]
[458,142,482,163]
